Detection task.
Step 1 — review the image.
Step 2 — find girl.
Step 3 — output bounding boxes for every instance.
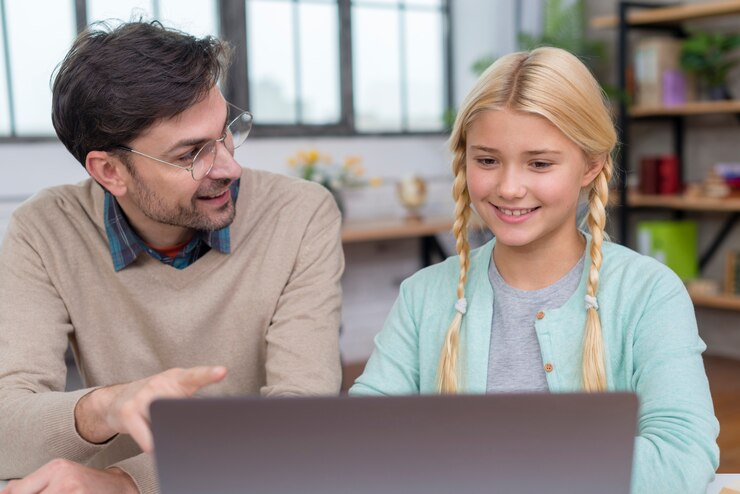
[350,47,719,493]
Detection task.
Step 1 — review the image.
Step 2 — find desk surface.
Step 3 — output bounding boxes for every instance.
[341,215,454,243]
[1,474,739,491]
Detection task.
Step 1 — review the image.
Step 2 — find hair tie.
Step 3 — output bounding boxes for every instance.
[584,295,599,311]
[454,298,467,315]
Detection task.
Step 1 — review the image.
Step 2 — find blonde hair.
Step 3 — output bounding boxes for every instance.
[438,47,617,393]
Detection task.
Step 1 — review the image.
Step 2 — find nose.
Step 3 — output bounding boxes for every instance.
[206,140,242,181]
[496,165,526,200]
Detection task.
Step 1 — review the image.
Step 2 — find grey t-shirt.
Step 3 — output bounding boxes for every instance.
[486,252,585,393]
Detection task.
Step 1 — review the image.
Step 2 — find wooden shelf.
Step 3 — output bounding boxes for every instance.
[628,191,740,212]
[691,292,740,310]
[591,0,740,29]
[629,100,740,117]
[341,216,453,243]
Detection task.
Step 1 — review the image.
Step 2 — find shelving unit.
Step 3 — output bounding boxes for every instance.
[592,0,740,28]
[593,1,740,310]
[628,191,740,212]
[630,100,740,117]
[690,292,740,310]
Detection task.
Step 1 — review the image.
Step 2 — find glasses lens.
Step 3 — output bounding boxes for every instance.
[228,111,253,152]
[192,141,217,180]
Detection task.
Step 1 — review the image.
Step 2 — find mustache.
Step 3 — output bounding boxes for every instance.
[196,178,232,197]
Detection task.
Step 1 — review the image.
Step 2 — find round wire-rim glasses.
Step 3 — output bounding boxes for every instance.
[116,104,253,180]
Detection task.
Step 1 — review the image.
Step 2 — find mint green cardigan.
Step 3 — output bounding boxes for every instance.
[350,237,719,494]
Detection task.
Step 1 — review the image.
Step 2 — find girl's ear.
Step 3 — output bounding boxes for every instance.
[581,153,606,188]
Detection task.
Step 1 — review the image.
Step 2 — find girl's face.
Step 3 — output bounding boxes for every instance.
[465,108,603,254]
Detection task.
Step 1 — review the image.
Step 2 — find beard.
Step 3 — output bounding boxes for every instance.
[128,176,237,232]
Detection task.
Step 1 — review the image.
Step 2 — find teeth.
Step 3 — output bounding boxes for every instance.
[500,207,534,216]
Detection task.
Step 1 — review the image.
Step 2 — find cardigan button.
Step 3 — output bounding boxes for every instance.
[536,311,545,320]
[544,363,554,373]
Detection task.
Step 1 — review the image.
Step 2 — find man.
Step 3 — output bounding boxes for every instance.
[0,21,343,494]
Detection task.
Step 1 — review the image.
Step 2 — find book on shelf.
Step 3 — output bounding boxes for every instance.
[633,37,695,107]
[638,154,681,195]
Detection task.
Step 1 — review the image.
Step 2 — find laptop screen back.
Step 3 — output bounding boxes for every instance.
[151,392,637,494]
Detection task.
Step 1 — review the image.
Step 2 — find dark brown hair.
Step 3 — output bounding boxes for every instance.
[52,20,232,166]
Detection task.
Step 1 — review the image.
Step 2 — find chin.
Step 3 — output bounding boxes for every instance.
[190,205,236,232]
[489,228,541,249]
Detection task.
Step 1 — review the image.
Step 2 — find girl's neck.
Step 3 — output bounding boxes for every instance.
[492,230,586,291]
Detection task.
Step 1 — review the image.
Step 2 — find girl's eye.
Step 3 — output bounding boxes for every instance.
[531,161,552,170]
[477,158,497,167]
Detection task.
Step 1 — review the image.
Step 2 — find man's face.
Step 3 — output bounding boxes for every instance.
[116,86,243,244]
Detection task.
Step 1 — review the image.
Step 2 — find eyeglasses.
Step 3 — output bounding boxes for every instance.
[117,104,253,180]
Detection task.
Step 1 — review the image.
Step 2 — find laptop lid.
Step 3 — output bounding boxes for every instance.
[150,393,638,494]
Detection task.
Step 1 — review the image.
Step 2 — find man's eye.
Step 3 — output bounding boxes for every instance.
[178,149,198,163]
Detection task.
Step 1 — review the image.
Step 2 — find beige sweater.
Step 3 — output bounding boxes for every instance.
[0,168,344,493]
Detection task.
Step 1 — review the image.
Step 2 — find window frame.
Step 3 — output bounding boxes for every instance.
[0,0,452,142]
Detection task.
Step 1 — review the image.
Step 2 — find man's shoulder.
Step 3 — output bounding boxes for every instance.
[239,168,332,202]
[13,179,101,225]
[236,168,336,223]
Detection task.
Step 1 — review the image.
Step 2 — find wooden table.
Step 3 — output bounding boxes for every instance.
[341,215,454,243]
[341,215,454,266]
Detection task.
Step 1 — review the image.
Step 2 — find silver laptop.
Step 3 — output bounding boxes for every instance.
[150,393,638,494]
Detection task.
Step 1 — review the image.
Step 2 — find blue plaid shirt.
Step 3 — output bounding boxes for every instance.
[104,180,239,271]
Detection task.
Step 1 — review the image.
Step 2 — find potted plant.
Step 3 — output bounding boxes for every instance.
[286,149,381,218]
[680,30,740,100]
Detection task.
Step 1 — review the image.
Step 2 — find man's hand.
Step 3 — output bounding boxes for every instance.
[0,460,137,494]
[75,366,227,452]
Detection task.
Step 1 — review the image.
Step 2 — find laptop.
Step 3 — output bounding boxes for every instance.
[150,392,638,494]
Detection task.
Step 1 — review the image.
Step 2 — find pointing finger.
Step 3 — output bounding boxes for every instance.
[177,366,227,395]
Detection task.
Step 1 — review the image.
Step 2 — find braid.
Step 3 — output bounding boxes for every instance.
[436,161,471,394]
[581,158,612,391]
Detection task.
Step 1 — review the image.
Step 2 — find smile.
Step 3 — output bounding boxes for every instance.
[495,206,539,216]
[196,188,231,207]
[199,190,228,200]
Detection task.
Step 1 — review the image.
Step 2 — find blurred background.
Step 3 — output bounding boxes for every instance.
[1,0,740,471]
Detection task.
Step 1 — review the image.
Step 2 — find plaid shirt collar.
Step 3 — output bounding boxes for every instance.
[104,179,240,271]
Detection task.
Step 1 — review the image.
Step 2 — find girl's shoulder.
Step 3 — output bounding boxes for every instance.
[600,240,686,291]
[400,240,493,296]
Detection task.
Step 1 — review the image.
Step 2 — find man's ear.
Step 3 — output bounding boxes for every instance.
[86,151,129,197]
[581,153,606,188]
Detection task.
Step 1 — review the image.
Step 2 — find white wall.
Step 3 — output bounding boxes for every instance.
[0,0,516,365]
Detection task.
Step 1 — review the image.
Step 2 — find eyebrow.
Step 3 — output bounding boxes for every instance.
[163,112,230,156]
[469,145,562,156]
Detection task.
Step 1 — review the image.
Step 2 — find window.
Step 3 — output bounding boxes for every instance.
[352,0,447,132]
[246,0,341,126]
[0,0,449,139]
[1,0,76,137]
[0,9,10,136]
[87,0,218,38]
